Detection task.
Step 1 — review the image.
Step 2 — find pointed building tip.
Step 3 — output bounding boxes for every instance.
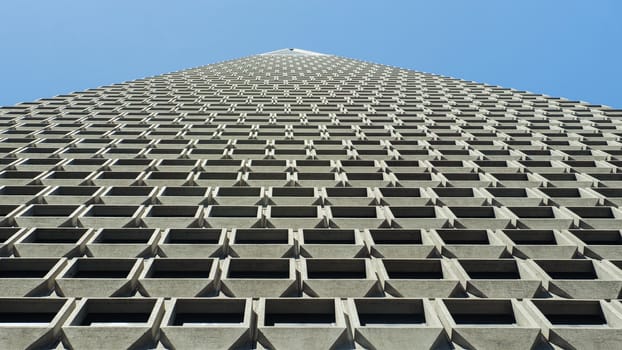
[259,48,328,56]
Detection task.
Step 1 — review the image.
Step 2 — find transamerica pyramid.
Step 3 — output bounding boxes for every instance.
[0,48,621,349]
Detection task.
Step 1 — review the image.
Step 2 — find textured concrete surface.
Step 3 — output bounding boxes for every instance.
[0,48,621,348]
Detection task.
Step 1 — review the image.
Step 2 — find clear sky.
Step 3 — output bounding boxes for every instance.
[1,1,620,107]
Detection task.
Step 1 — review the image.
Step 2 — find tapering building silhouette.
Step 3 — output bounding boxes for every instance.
[1,48,622,349]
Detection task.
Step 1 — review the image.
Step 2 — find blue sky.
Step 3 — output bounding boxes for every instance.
[1,1,620,107]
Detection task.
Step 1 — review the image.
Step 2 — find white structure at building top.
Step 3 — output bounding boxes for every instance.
[260,48,327,56]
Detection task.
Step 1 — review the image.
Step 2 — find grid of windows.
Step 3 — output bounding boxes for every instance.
[1,49,622,349]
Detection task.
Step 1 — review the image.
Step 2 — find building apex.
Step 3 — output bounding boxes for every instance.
[259,48,327,56]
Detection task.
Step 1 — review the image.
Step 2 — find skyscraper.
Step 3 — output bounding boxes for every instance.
[1,48,621,349]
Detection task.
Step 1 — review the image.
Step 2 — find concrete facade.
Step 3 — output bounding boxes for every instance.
[0,48,621,348]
